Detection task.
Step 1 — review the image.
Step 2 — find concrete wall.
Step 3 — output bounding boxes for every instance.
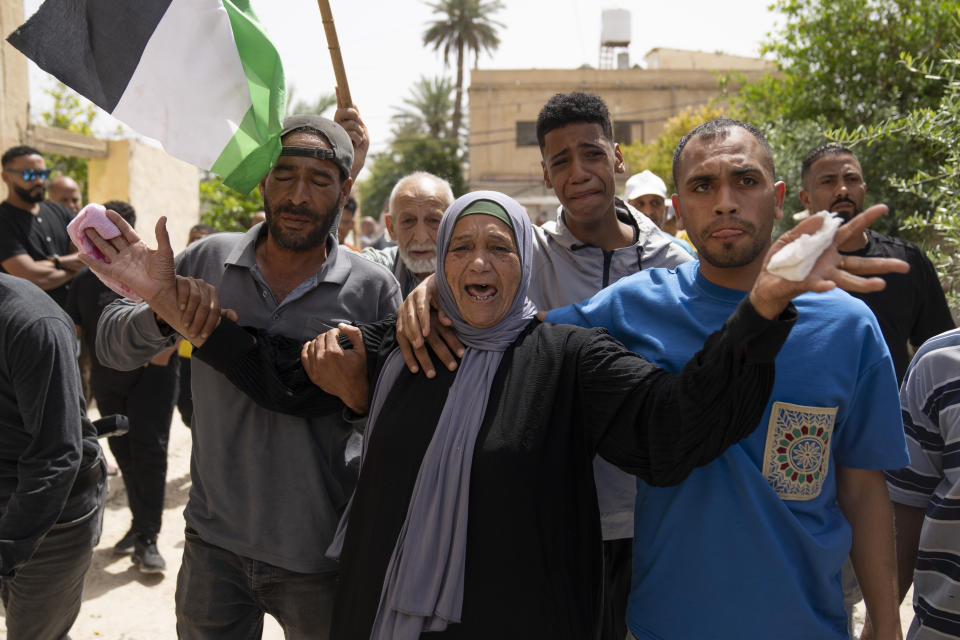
[89,140,200,251]
[0,0,31,197]
[644,47,772,71]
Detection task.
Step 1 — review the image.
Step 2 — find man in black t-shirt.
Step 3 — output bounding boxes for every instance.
[800,143,954,638]
[799,143,954,384]
[0,273,105,640]
[0,145,84,308]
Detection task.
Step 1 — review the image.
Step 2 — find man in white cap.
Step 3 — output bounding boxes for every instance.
[626,169,696,255]
[624,170,668,228]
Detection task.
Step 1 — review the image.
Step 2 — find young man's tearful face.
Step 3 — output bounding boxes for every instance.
[541,122,625,234]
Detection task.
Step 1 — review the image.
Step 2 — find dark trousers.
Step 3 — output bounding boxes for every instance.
[96,359,178,538]
[177,355,194,428]
[175,528,337,639]
[0,475,105,640]
[601,538,633,640]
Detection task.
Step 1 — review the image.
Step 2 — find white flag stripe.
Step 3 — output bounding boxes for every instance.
[112,0,250,169]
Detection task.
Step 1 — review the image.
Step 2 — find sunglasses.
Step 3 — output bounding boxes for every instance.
[5,169,51,181]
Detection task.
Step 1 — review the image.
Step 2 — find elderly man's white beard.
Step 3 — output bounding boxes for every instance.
[399,242,437,275]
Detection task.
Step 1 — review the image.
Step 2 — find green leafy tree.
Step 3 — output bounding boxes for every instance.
[39,82,98,199]
[357,74,465,219]
[731,0,960,231]
[199,174,263,232]
[831,47,960,308]
[422,0,504,140]
[621,103,730,193]
[356,137,465,221]
[392,76,455,139]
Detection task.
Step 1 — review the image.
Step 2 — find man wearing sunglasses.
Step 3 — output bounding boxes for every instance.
[0,146,84,308]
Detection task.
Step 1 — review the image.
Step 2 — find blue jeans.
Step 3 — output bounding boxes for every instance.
[175,528,337,639]
[0,469,105,640]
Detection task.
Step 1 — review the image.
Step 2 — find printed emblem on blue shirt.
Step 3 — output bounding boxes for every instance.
[762,402,838,500]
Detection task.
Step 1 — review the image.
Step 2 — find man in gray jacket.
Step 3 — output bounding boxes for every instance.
[96,114,400,639]
[533,91,691,640]
[361,172,453,297]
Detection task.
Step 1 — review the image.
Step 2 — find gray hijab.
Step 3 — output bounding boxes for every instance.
[329,191,537,638]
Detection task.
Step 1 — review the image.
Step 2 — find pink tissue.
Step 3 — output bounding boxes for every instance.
[67,203,142,302]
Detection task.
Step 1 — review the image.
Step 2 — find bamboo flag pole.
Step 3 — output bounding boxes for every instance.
[316,0,352,107]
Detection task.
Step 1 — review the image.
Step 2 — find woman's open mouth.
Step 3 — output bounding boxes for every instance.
[466,284,497,302]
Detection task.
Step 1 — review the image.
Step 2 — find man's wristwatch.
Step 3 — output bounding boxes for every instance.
[52,255,62,270]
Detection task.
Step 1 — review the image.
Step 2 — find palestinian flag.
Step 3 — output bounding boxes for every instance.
[8,0,285,193]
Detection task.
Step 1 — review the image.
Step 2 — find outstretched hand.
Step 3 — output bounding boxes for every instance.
[749,204,910,319]
[79,213,235,344]
[78,210,176,304]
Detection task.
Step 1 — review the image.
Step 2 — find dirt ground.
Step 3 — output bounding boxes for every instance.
[0,407,916,639]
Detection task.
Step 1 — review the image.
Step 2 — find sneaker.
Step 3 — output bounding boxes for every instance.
[132,536,166,573]
[112,528,137,555]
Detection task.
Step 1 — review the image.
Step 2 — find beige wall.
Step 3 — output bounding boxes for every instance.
[0,0,31,197]
[644,47,772,71]
[89,140,200,250]
[467,57,773,214]
[88,140,131,204]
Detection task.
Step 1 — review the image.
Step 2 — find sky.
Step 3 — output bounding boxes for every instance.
[21,0,781,155]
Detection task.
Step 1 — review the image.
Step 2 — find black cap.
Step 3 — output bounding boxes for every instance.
[279,115,353,180]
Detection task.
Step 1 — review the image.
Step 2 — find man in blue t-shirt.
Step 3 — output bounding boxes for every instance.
[547,119,909,640]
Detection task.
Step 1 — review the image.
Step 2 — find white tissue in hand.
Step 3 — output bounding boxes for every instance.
[767,211,843,281]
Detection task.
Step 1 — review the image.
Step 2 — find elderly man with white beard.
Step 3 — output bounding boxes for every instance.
[362,172,453,296]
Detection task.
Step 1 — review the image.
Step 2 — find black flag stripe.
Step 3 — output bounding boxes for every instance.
[7,0,174,113]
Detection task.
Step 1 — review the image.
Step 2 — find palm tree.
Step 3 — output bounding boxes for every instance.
[422,0,504,140]
[392,76,455,139]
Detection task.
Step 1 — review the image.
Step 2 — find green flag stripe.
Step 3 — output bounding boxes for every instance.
[211,0,285,193]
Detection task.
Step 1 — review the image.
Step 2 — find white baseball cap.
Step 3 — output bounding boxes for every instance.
[625,170,667,201]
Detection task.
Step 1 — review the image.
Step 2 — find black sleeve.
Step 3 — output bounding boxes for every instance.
[193,315,397,417]
[0,216,27,263]
[909,249,955,347]
[587,297,795,486]
[0,316,83,576]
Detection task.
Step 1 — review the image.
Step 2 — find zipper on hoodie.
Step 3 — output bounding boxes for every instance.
[600,245,644,289]
[602,250,613,288]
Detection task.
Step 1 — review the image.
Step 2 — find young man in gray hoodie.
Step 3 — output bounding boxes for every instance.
[531,91,691,640]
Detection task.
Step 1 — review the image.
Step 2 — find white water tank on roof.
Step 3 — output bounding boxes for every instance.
[601,9,631,47]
